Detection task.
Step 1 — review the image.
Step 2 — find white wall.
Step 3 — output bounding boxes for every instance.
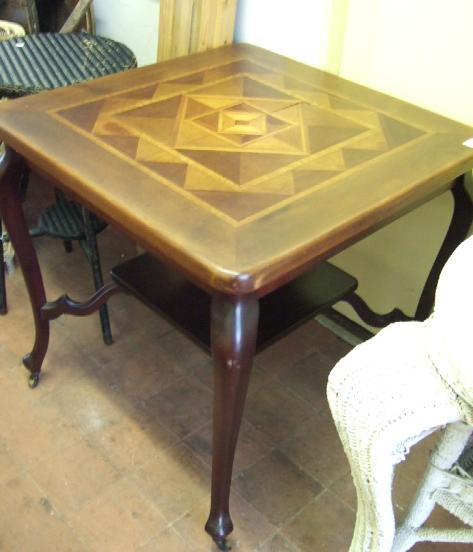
[332,0,473,327]
[93,0,159,66]
[340,0,473,126]
[235,0,334,68]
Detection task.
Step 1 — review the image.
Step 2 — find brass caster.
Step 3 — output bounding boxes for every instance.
[213,536,231,551]
[28,372,40,388]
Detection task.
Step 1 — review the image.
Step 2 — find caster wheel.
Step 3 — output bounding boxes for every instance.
[28,372,40,388]
[213,536,231,551]
[23,353,40,388]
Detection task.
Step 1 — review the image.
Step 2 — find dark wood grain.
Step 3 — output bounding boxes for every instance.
[205,292,259,548]
[41,282,122,321]
[111,253,358,351]
[344,292,412,327]
[0,147,49,388]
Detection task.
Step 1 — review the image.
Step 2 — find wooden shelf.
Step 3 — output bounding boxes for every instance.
[111,254,357,353]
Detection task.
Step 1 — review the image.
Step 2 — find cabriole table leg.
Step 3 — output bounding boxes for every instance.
[0,148,49,388]
[205,292,259,550]
[415,172,473,320]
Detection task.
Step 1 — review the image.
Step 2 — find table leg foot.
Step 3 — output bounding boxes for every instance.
[23,324,50,387]
[22,317,49,388]
[205,512,232,548]
[207,293,259,546]
[212,536,231,551]
[26,367,40,389]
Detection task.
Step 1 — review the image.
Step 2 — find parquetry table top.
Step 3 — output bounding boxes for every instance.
[0,44,472,294]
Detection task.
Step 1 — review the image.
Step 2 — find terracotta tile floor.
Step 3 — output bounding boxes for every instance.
[0,180,469,551]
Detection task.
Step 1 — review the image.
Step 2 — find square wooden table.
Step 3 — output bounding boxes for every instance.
[0,44,472,548]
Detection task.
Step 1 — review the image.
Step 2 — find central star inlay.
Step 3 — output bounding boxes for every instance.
[218,104,267,136]
[192,102,291,146]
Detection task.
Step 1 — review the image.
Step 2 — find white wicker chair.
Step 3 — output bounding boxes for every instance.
[327,234,473,552]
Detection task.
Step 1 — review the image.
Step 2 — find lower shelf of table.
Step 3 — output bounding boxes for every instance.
[111,254,358,353]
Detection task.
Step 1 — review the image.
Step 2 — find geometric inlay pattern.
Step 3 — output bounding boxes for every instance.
[56,59,426,223]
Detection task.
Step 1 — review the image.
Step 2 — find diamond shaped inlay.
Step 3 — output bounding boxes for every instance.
[219,104,267,135]
[192,102,292,147]
[57,62,425,223]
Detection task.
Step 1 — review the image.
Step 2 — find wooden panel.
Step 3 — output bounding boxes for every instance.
[158,0,237,61]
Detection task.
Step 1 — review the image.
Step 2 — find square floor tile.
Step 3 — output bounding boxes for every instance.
[258,533,299,552]
[32,438,122,512]
[244,380,314,444]
[184,419,273,475]
[282,491,355,552]
[0,472,87,552]
[278,351,334,411]
[142,377,213,439]
[133,443,211,523]
[278,410,350,486]
[138,527,188,552]
[86,406,179,473]
[68,478,167,552]
[234,450,322,526]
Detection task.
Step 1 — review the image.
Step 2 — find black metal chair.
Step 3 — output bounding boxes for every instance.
[0,0,136,344]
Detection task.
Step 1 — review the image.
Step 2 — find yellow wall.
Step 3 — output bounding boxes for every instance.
[235,0,333,67]
[235,0,473,328]
[339,0,473,126]
[332,0,473,327]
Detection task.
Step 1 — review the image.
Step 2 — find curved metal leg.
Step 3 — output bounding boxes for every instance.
[205,293,259,549]
[0,148,49,387]
[415,173,473,320]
